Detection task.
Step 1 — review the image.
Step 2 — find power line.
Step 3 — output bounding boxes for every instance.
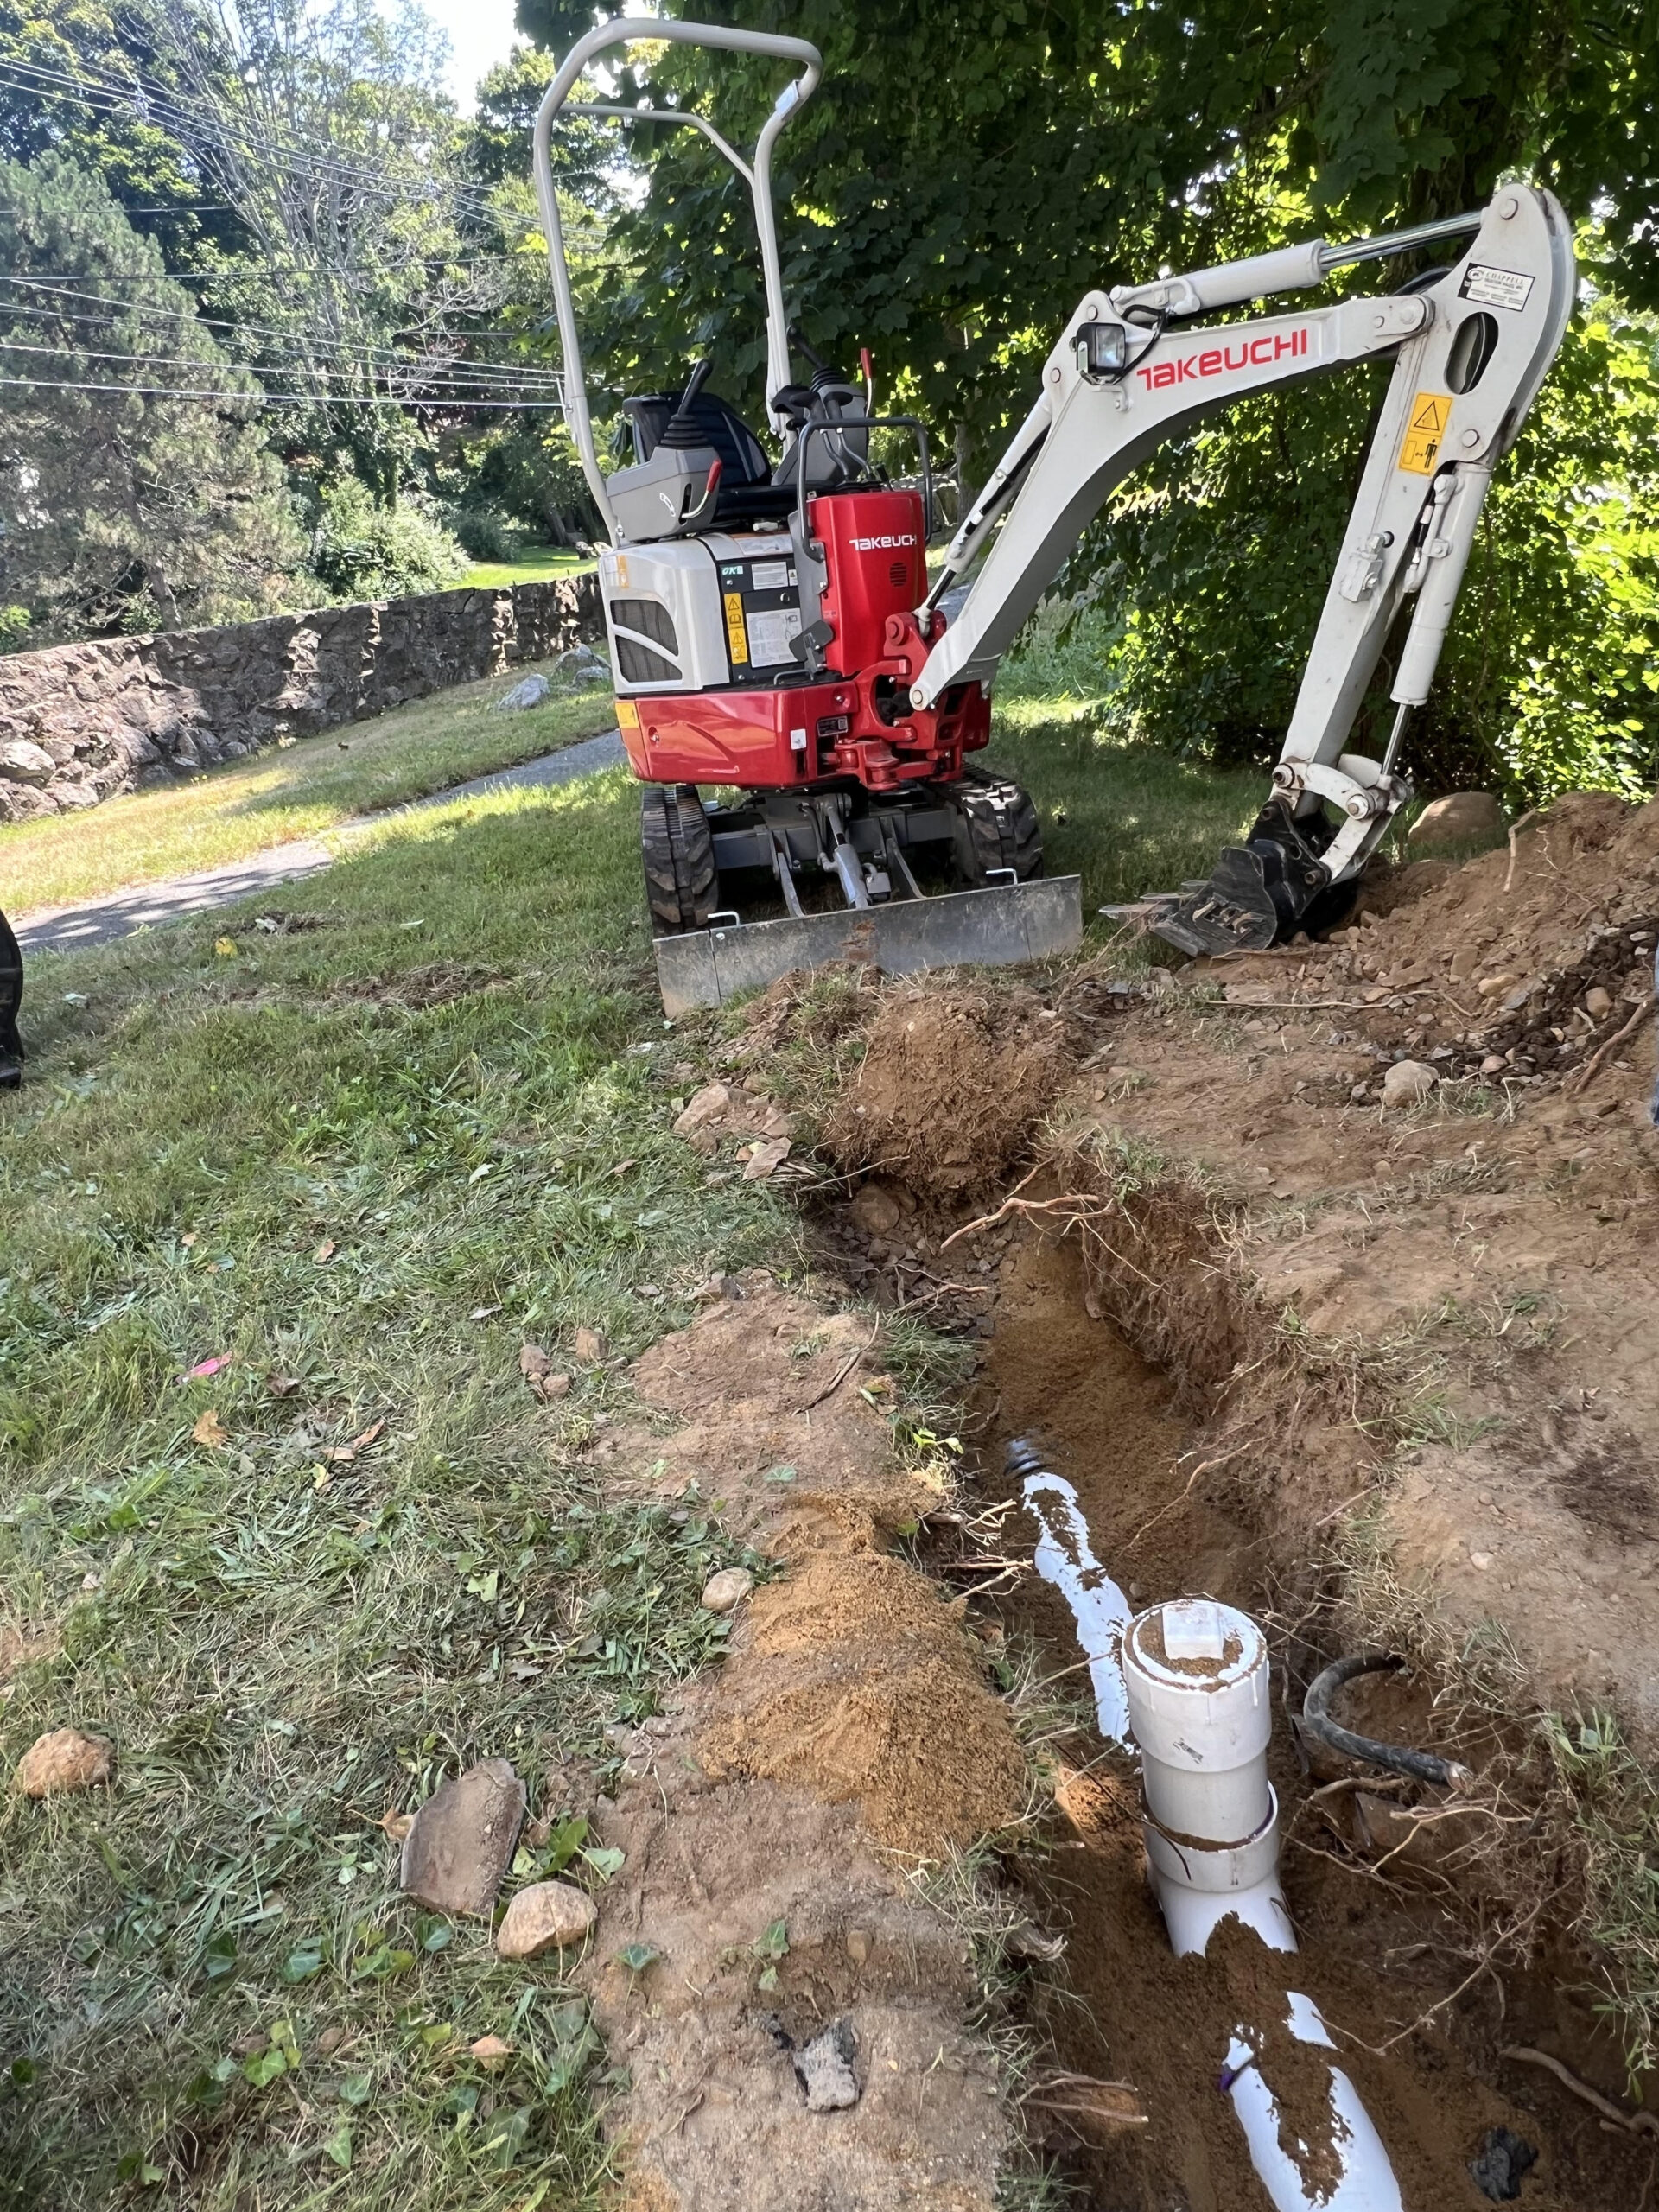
[0,372,566,412]
[0,336,562,404]
[0,289,569,390]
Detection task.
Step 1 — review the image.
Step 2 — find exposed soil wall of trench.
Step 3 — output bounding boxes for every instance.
[779,861,1659,2209]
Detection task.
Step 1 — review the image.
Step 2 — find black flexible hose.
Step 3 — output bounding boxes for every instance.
[1301,1652,1475,1793]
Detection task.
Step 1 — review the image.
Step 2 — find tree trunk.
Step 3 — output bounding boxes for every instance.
[954,419,974,525]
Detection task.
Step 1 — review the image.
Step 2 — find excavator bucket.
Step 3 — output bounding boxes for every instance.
[653,874,1083,1014]
[0,907,23,1090]
[1140,847,1282,959]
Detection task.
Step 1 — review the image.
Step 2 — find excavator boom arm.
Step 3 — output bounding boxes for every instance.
[914,185,1575,948]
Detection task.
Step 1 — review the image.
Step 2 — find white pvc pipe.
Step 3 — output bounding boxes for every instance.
[1017,1462,1133,1746]
[1024,1523,1404,2211]
[1224,1995,1404,2212]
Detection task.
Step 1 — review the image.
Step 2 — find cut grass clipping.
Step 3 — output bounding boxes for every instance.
[0,668,618,918]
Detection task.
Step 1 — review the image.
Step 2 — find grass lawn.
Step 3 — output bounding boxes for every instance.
[1,675,619,919]
[458,549,596,591]
[0,625,1268,2208]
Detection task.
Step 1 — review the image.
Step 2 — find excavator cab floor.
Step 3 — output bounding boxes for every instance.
[653,874,1082,1014]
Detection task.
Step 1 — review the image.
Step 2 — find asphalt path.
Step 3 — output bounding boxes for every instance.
[11,728,626,957]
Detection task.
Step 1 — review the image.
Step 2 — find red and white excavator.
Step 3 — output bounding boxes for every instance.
[534,19,1573,1014]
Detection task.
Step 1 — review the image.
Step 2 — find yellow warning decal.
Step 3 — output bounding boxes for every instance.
[1399,390,1452,475]
[615,698,639,730]
[723,589,748,664]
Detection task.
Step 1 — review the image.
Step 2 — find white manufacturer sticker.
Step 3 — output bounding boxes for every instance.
[750,559,791,592]
[745,607,804,666]
[1460,264,1534,311]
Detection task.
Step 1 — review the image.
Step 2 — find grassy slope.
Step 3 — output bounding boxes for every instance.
[0,675,618,918]
[0,766,795,2209]
[0,628,1268,2207]
[457,550,596,590]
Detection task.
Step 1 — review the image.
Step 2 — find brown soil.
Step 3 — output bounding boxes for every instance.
[819,982,1078,1201]
[699,1547,1027,1853]
[570,1281,1019,2210]
[973,1237,1653,2211]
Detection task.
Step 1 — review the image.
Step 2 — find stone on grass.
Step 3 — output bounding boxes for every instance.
[14,1727,114,1797]
[494,674,550,712]
[552,645,610,690]
[400,1758,525,1917]
[572,1326,607,1365]
[701,1567,753,1616]
[496,1878,597,1961]
[673,1083,731,1154]
[793,2018,860,2112]
[519,1344,571,1402]
[1382,1060,1437,1109]
[1408,791,1503,848]
[468,2034,514,2067]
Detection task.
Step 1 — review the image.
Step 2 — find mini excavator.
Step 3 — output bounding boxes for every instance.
[535,17,1573,1014]
[0,17,1574,1084]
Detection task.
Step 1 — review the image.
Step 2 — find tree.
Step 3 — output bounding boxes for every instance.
[512,0,1659,795]
[0,151,306,638]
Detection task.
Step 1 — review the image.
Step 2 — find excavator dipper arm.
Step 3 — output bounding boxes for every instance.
[913,187,1575,950]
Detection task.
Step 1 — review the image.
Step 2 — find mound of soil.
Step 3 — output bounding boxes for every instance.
[1219,792,1658,1091]
[565,1282,1019,2210]
[699,1547,1027,1853]
[819,984,1077,1201]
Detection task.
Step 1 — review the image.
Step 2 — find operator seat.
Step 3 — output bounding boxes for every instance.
[620,391,798,524]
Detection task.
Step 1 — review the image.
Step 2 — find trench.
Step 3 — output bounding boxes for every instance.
[812,1180,1655,2210]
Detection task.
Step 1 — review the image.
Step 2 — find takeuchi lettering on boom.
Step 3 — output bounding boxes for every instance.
[1136,327,1312,389]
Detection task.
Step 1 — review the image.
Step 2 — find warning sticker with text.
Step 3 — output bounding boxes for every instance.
[722,590,748,664]
[1399,391,1452,475]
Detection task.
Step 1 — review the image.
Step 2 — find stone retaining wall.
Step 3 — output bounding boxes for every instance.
[0,574,605,824]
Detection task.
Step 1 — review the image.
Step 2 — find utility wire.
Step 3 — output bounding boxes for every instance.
[0,295,568,390]
[0,372,567,411]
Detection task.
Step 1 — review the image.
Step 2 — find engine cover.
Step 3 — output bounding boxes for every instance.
[602,484,989,795]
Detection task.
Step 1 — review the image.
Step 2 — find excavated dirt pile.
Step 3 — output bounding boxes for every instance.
[818,981,1084,1200]
[1221,791,1659,1092]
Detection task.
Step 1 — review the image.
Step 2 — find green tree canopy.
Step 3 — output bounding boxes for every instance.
[0,150,306,638]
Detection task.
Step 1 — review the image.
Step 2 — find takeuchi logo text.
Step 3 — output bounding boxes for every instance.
[1137,326,1310,390]
[849,534,918,551]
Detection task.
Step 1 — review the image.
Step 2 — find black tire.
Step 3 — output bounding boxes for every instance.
[0,906,22,1090]
[948,774,1043,886]
[640,783,717,936]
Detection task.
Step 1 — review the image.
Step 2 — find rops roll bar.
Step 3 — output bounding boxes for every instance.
[532,17,822,544]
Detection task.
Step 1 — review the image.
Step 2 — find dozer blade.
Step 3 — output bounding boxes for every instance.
[1141,845,1282,958]
[0,906,22,1090]
[653,874,1083,1015]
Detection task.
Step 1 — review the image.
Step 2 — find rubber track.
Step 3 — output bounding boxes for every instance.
[640,784,717,935]
[955,776,1043,882]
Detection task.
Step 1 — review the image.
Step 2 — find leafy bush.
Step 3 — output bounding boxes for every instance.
[448,501,523,563]
[0,605,32,654]
[308,480,469,604]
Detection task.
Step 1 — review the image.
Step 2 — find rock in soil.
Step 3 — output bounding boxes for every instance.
[1408,791,1503,846]
[1470,2124,1538,2202]
[496,1878,597,1961]
[700,1567,753,1615]
[1382,1058,1437,1107]
[572,1325,607,1364]
[792,2018,861,2112]
[13,1727,114,1796]
[399,1758,525,1916]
